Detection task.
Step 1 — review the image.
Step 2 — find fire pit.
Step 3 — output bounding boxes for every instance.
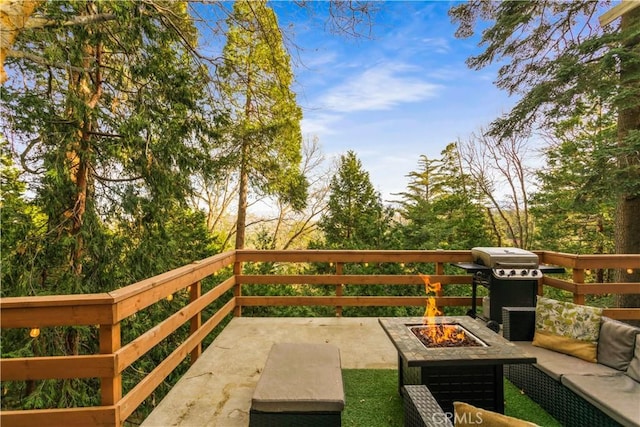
[379,316,536,414]
[409,323,487,348]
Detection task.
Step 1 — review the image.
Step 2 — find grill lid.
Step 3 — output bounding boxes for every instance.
[471,247,539,268]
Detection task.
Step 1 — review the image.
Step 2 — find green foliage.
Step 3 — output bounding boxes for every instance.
[449,1,628,138]
[448,0,640,262]
[396,144,493,250]
[1,0,223,414]
[3,0,220,294]
[317,151,391,249]
[218,0,308,248]
[531,118,616,254]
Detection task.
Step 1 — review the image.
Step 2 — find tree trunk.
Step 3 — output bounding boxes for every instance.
[615,7,640,311]
[235,143,249,249]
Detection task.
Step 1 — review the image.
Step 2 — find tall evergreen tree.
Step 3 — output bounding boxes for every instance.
[2,0,218,294]
[218,0,308,249]
[398,144,491,250]
[450,1,640,305]
[318,151,389,249]
[1,0,219,410]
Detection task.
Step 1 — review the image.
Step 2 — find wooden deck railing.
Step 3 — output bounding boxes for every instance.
[1,250,639,426]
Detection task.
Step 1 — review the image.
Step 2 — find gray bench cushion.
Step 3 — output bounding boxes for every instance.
[251,343,345,413]
[562,373,640,427]
[514,341,619,381]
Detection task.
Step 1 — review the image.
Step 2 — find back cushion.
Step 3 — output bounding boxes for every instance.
[597,317,640,371]
[626,334,640,382]
[532,296,603,363]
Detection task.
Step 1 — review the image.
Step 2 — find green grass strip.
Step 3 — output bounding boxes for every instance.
[342,369,561,427]
[504,378,562,426]
[342,369,403,427]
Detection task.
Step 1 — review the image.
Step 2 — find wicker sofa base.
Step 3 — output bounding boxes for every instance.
[505,363,622,427]
[249,410,341,427]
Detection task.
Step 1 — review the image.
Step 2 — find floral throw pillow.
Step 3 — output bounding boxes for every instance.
[532,296,603,362]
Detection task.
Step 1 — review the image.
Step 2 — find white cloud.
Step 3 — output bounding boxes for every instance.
[301,112,340,135]
[421,37,451,54]
[301,50,339,69]
[319,63,441,113]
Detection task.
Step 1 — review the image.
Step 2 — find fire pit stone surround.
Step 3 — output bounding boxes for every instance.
[379,316,535,366]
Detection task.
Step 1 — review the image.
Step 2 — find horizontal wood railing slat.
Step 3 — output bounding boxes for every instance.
[1,354,115,381]
[237,296,479,307]
[0,406,118,427]
[236,274,473,285]
[603,308,640,320]
[539,251,640,269]
[574,282,640,295]
[111,253,236,321]
[235,249,473,264]
[0,303,116,328]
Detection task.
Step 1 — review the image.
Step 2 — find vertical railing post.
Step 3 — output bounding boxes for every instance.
[335,262,344,317]
[189,281,202,364]
[573,268,585,305]
[435,262,444,302]
[537,278,544,297]
[100,320,121,426]
[234,261,242,317]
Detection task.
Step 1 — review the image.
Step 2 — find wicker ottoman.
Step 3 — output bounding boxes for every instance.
[249,342,344,427]
[502,306,536,341]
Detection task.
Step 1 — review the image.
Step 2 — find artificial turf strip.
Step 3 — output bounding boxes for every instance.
[503,379,562,426]
[342,369,404,427]
[341,369,561,427]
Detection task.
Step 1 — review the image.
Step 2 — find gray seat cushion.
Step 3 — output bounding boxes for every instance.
[513,341,619,381]
[251,342,345,413]
[597,317,640,371]
[562,373,640,427]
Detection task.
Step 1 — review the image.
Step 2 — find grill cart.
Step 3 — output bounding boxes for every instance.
[455,247,564,332]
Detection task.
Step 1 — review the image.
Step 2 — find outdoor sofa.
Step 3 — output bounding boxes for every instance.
[502,299,640,427]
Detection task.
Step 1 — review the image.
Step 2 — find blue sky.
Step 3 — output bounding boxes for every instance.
[270,1,515,202]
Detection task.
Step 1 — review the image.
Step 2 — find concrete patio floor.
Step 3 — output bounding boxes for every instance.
[140,317,398,427]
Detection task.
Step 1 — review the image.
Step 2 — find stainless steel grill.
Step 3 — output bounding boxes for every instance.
[455,247,563,329]
[472,247,541,280]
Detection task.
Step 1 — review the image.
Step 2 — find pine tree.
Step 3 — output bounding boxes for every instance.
[1,0,219,410]
[398,144,491,250]
[218,0,308,249]
[318,151,388,249]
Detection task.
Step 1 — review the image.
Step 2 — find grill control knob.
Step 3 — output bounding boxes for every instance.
[498,269,505,276]
[532,270,539,276]
[521,270,528,276]
[510,270,516,276]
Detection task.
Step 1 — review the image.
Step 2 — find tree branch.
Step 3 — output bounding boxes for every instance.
[6,49,88,73]
[24,13,116,29]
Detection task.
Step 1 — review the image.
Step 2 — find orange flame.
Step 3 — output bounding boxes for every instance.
[419,274,466,345]
[420,274,442,319]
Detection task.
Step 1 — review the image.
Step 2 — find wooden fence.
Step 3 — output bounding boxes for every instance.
[1,250,639,426]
